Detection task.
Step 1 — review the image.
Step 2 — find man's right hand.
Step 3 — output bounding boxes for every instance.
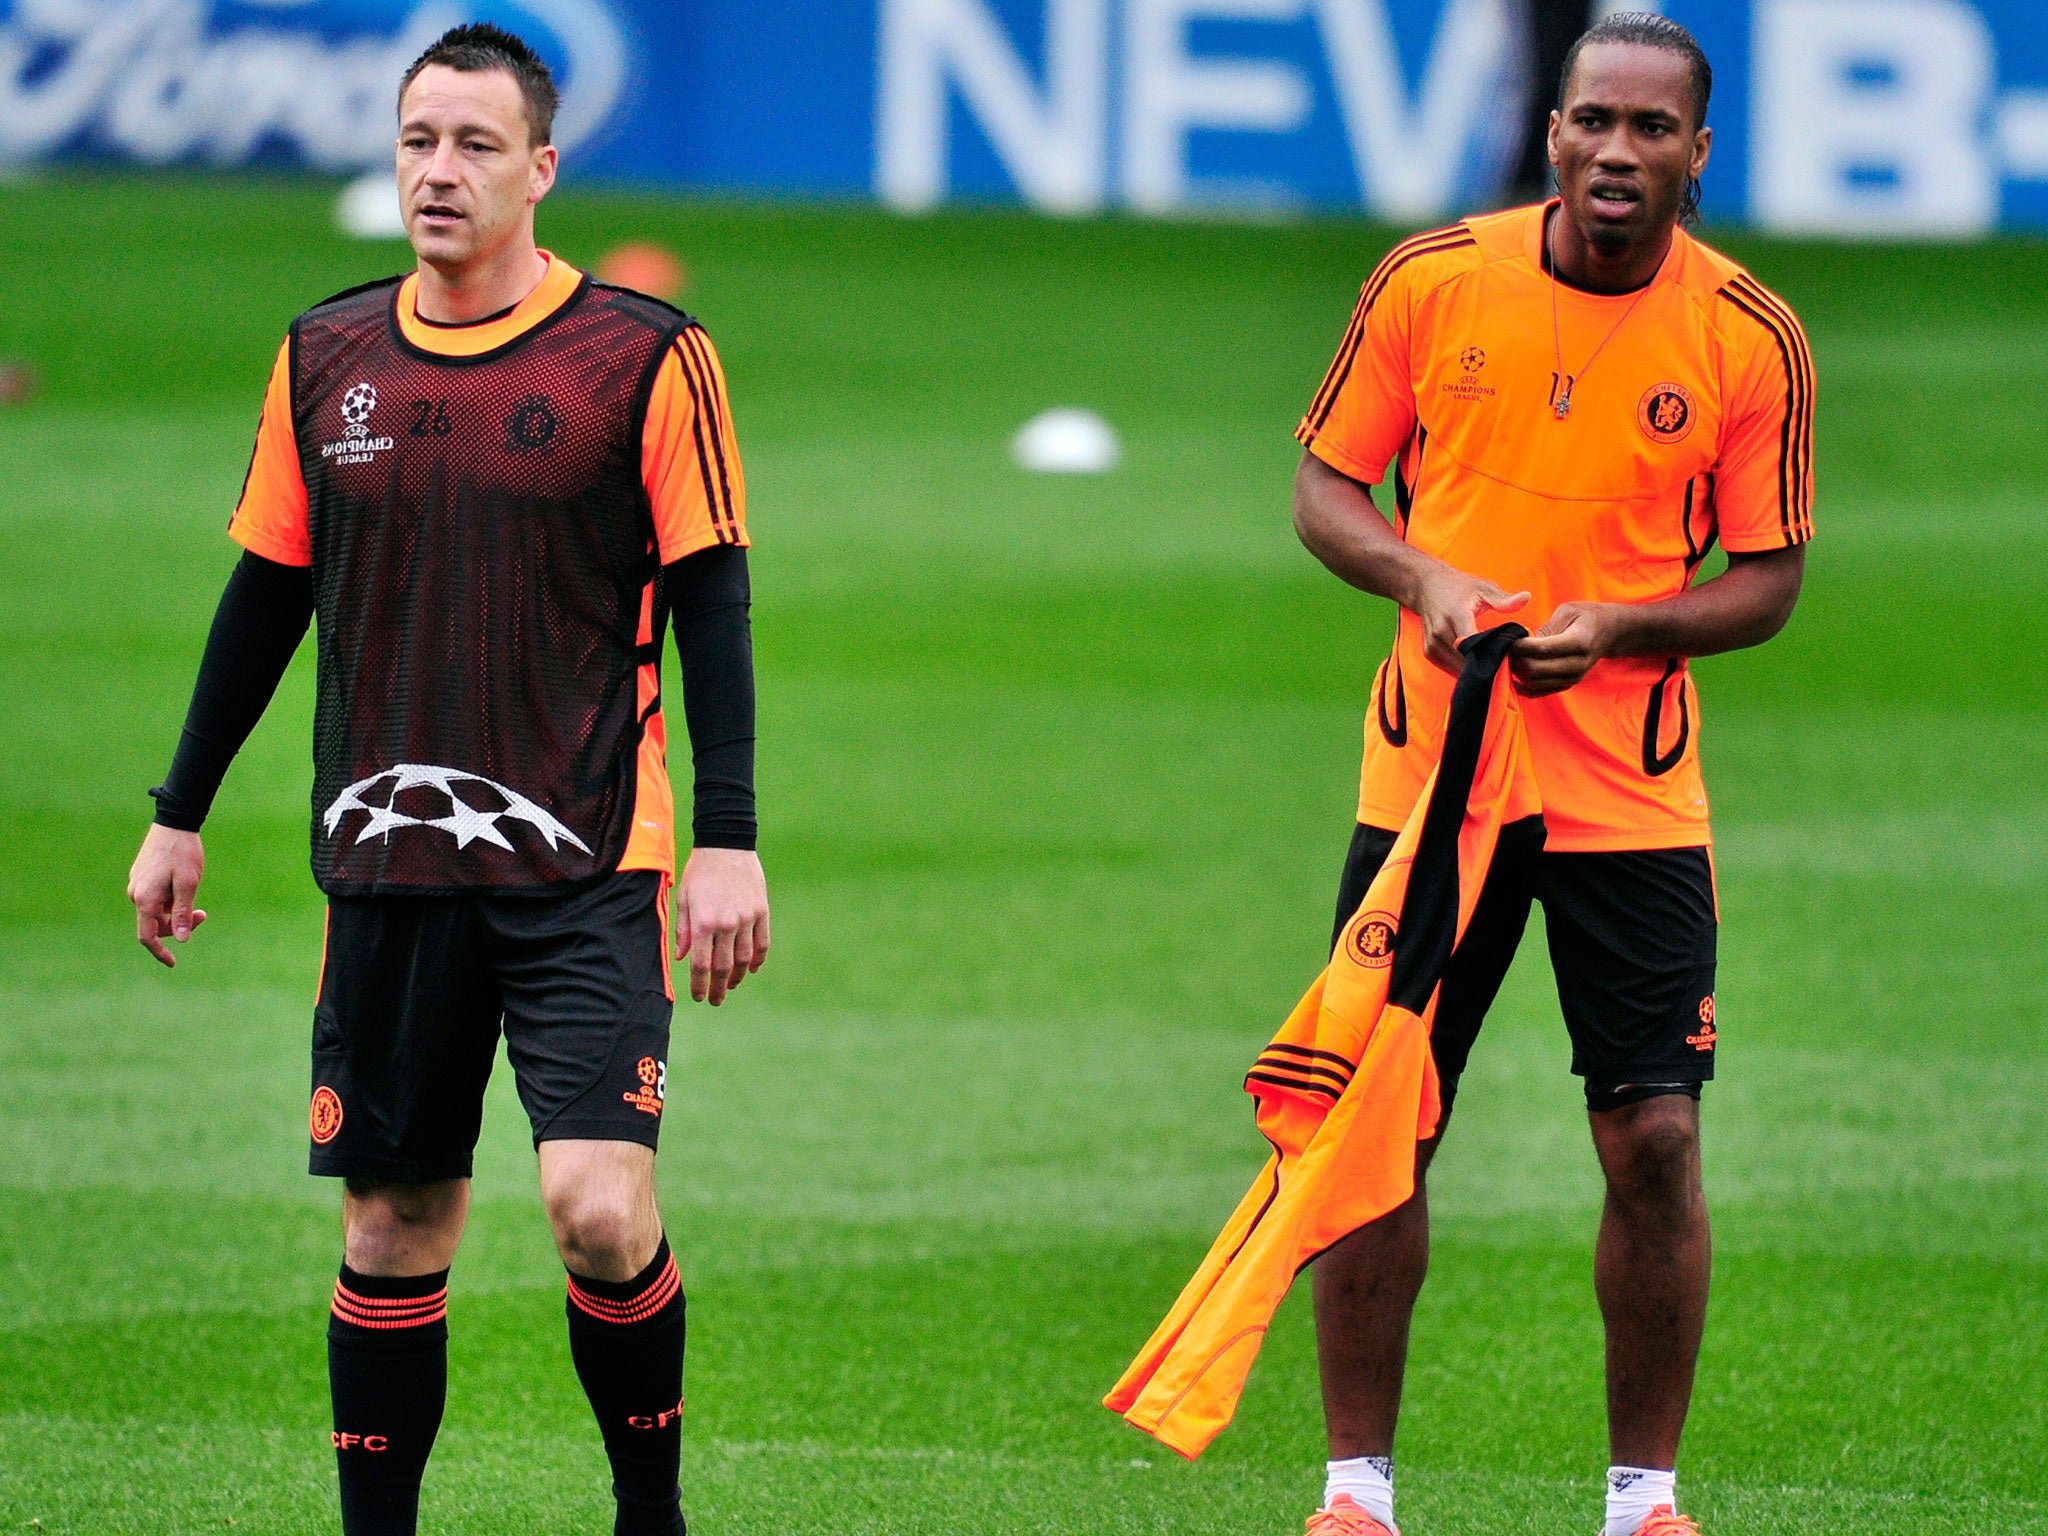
[1292,453,1527,674]
[128,824,208,968]
[1409,563,1529,675]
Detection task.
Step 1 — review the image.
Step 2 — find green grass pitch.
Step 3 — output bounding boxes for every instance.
[0,174,2044,1534]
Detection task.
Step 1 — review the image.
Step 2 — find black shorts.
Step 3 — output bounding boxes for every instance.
[308,870,674,1183]
[1333,823,1718,1115]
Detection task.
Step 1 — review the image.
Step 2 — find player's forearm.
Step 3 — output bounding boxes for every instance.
[150,550,313,830]
[1604,546,1806,660]
[667,544,756,851]
[1292,450,1442,611]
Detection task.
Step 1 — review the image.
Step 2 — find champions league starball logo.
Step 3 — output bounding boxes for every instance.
[341,381,378,429]
[323,764,591,855]
[323,380,393,463]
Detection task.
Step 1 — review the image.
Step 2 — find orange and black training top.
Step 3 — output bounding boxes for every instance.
[230,253,748,894]
[1107,625,1543,1458]
[1298,202,1814,852]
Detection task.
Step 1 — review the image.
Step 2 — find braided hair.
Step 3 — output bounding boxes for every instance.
[1558,12,1712,226]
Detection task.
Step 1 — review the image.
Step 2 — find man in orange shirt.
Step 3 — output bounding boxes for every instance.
[1291,15,1810,1536]
[123,26,765,1536]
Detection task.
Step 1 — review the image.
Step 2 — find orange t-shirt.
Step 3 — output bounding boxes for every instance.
[1297,203,1814,852]
[227,251,749,876]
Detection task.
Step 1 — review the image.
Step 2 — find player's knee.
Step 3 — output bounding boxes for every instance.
[342,1179,465,1269]
[546,1188,645,1276]
[1601,1104,1700,1209]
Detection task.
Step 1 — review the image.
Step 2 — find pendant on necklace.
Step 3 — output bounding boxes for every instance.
[1554,392,1572,420]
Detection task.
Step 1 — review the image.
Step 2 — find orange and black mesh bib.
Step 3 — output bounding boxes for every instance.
[291,275,689,894]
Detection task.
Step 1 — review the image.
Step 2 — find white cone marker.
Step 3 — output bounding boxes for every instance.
[1012,408,1122,475]
[335,172,407,240]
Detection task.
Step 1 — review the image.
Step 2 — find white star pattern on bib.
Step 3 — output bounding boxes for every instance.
[322,764,591,854]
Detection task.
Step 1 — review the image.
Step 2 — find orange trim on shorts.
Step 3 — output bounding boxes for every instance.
[317,905,332,1004]
[657,875,675,1002]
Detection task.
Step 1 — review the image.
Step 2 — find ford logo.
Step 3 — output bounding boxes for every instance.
[0,0,627,169]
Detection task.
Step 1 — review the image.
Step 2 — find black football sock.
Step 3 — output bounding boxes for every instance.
[327,1265,449,1536]
[566,1236,687,1536]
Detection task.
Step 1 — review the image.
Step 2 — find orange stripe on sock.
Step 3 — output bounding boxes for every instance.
[567,1256,680,1325]
[332,1281,448,1329]
[334,1283,447,1309]
[332,1300,447,1330]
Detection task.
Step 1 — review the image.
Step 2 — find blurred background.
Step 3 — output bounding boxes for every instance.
[0,2,2042,1533]
[5,0,2046,227]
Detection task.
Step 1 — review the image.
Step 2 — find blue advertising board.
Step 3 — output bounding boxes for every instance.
[1662,0,2048,232]
[2,0,2044,231]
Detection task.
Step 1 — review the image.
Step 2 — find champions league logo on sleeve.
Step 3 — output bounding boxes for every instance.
[0,1,625,171]
[324,763,591,854]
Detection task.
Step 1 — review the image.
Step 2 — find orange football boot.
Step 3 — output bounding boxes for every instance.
[1620,1507,1700,1536]
[1306,1492,1397,1536]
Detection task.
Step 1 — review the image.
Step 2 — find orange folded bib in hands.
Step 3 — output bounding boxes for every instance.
[1103,624,1543,1460]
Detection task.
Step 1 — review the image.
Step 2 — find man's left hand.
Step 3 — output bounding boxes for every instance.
[1510,602,1619,697]
[676,847,769,1006]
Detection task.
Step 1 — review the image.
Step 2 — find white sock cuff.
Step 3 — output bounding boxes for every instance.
[1603,1466,1677,1536]
[1325,1456,1395,1526]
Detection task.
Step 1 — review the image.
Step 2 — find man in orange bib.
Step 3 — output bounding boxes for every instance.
[1288,15,1811,1536]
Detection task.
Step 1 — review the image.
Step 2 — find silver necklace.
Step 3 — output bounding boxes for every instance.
[1547,219,1653,419]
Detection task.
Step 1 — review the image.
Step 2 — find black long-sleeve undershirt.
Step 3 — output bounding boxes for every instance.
[151,545,758,851]
[149,550,313,831]
[667,543,756,851]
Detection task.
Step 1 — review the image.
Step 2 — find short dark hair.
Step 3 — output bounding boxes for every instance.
[1559,12,1711,131]
[399,23,559,146]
